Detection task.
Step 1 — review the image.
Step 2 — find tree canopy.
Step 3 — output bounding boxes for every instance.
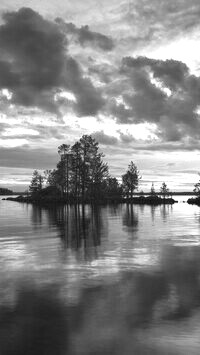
[122,162,141,199]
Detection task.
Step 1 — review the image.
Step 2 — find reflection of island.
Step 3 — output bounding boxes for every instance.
[123,204,138,237]
[31,204,107,261]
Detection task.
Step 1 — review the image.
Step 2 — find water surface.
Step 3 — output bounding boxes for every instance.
[0,196,200,354]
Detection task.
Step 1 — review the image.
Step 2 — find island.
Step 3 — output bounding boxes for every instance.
[4,135,177,206]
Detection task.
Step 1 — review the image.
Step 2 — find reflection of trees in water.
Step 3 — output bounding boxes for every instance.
[150,205,156,222]
[31,205,107,261]
[123,204,138,237]
[31,205,43,226]
[160,204,173,222]
[107,204,122,218]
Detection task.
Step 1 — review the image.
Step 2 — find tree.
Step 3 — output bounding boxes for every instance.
[102,177,122,200]
[160,182,169,199]
[79,135,98,200]
[71,142,82,200]
[194,180,200,196]
[29,170,44,194]
[122,162,141,199]
[58,144,72,198]
[150,183,156,196]
[78,135,108,201]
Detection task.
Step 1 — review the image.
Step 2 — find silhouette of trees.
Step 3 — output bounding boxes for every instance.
[102,177,123,201]
[122,162,140,199]
[77,135,108,201]
[194,179,200,196]
[29,170,44,194]
[150,183,156,196]
[160,182,169,199]
[36,135,109,202]
[58,144,72,198]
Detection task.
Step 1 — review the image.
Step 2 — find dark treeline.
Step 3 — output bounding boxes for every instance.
[27,134,174,204]
[0,187,13,195]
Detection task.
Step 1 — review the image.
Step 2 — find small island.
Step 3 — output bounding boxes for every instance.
[187,180,200,206]
[5,135,176,206]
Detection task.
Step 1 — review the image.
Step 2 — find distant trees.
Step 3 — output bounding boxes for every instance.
[160,182,169,199]
[0,187,13,195]
[122,162,141,199]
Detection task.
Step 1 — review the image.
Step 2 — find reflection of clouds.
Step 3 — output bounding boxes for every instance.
[0,241,34,270]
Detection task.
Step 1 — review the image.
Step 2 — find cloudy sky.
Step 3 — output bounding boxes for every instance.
[0,0,200,192]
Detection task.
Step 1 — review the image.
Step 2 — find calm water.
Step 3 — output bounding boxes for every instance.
[0,196,200,354]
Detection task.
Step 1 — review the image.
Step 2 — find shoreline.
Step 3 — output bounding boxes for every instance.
[3,195,177,206]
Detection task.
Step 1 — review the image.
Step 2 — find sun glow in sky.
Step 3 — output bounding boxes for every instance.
[0,0,200,191]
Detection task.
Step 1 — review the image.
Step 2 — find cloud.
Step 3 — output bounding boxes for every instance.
[88,62,116,84]
[56,19,114,51]
[133,142,200,152]
[0,7,105,117]
[119,132,136,144]
[106,55,200,143]
[0,146,58,169]
[65,57,105,116]
[121,0,200,50]
[92,130,118,145]
[122,57,189,91]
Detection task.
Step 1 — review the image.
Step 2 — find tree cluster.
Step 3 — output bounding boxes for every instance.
[29,135,122,202]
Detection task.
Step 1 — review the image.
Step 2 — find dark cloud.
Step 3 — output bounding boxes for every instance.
[106,55,200,143]
[56,19,114,51]
[65,57,105,116]
[92,130,118,145]
[0,8,105,116]
[119,132,136,144]
[88,62,115,84]
[0,8,66,114]
[122,57,189,91]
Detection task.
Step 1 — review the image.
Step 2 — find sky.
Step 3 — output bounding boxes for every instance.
[0,0,200,192]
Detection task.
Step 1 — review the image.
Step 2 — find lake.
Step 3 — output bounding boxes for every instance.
[0,196,200,354]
